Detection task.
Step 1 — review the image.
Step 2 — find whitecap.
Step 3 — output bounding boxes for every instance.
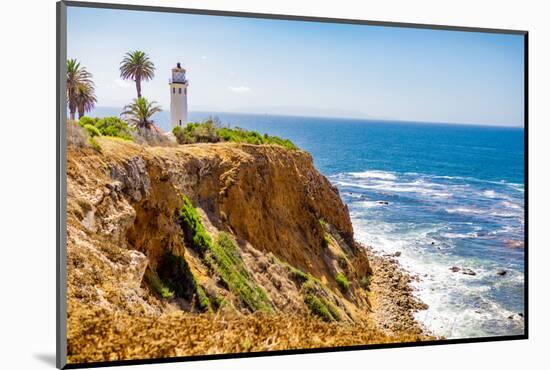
[441,232,478,239]
[445,207,485,215]
[349,170,397,180]
[482,190,497,198]
[501,201,523,210]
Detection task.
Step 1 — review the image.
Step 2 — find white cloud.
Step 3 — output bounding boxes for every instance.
[200,55,207,59]
[113,78,133,88]
[228,86,251,94]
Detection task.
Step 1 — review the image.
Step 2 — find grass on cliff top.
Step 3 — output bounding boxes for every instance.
[178,196,273,313]
[172,118,298,150]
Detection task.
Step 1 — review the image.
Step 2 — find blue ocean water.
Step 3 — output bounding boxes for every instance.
[91,108,525,338]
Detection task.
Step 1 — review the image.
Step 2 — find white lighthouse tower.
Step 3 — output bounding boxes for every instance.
[169,62,188,129]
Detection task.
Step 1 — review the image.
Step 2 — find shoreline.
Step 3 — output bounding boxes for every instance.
[363,243,433,338]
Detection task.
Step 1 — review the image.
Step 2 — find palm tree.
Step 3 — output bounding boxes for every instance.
[121,97,162,130]
[75,82,97,119]
[119,50,155,98]
[66,59,92,120]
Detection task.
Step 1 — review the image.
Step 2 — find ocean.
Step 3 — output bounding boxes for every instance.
[91,107,526,338]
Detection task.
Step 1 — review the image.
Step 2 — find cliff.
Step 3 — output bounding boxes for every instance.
[66,137,428,363]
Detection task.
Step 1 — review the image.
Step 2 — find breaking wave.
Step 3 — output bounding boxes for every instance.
[330,169,525,338]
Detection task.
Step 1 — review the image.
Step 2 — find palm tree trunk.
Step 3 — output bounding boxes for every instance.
[136,79,142,98]
[68,90,75,120]
[78,105,84,119]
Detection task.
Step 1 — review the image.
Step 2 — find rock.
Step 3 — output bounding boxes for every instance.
[462,268,476,276]
[110,156,151,202]
[450,266,460,273]
[378,201,389,205]
[508,315,514,320]
[518,313,524,318]
[497,270,507,276]
[394,251,401,257]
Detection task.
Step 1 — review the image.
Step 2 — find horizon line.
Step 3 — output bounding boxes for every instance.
[91,105,525,129]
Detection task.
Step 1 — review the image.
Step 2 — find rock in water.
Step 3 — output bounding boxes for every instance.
[450,266,460,273]
[497,270,507,276]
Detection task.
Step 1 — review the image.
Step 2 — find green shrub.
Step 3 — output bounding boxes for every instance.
[335,273,350,293]
[321,234,330,249]
[360,275,372,291]
[195,284,210,311]
[325,299,342,321]
[304,293,334,322]
[79,116,134,140]
[95,116,134,140]
[302,281,341,322]
[87,137,102,152]
[337,254,348,269]
[178,196,213,255]
[319,218,327,228]
[288,267,309,285]
[83,123,101,137]
[158,252,210,311]
[78,116,96,128]
[173,125,196,144]
[144,268,174,299]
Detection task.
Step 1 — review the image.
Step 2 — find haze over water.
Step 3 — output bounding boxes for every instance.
[91,107,526,338]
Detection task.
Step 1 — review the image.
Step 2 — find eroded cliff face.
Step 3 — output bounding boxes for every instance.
[66,137,433,363]
[67,138,372,321]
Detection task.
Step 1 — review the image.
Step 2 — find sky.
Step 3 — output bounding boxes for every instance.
[67,6,525,126]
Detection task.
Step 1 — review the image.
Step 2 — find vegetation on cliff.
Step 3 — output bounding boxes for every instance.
[65,138,430,363]
[79,116,134,140]
[178,196,273,313]
[173,119,298,150]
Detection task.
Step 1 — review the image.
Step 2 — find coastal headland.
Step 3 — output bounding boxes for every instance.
[66,134,432,364]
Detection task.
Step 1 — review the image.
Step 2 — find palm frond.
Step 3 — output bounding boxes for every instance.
[119,50,155,81]
[121,97,162,130]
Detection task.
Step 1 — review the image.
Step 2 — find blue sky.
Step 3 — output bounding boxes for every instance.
[67,6,525,126]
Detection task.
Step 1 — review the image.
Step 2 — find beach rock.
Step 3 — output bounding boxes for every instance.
[518,313,524,318]
[450,266,460,273]
[394,251,402,257]
[497,270,507,276]
[378,201,389,205]
[462,268,476,276]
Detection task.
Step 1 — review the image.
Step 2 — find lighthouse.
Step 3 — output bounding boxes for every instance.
[169,62,188,129]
